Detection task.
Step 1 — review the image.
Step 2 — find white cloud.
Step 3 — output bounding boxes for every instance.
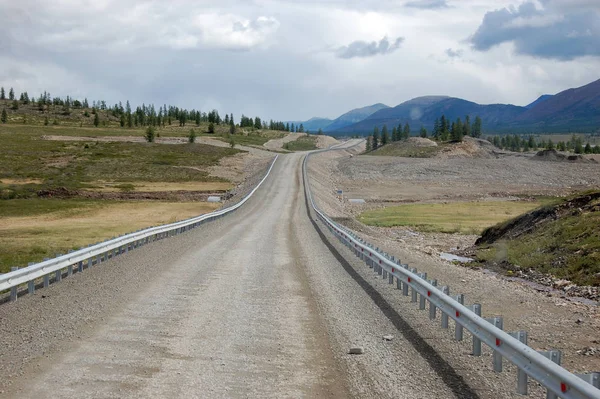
[0,0,598,121]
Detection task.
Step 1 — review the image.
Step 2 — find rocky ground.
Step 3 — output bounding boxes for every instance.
[308,141,600,375]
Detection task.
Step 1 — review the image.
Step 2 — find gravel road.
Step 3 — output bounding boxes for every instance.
[1,146,552,398]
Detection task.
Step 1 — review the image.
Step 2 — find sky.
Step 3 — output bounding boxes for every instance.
[0,0,598,121]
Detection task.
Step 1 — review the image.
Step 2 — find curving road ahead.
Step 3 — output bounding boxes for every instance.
[1,149,480,399]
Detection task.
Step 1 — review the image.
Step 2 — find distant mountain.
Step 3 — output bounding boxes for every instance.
[287,117,333,132]
[526,95,553,109]
[322,103,390,132]
[339,97,524,134]
[515,79,600,132]
[328,79,600,135]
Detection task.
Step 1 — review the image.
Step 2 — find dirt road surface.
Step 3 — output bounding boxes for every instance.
[2,149,482,399]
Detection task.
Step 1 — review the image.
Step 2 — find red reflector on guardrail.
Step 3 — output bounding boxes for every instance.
[496,338,501,347]
[561,383,568,393]
[427,291,431,297]
[408,277,411,282]
[456,311,460,317]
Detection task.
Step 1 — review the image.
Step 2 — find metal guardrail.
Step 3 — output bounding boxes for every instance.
[1,155,279,298]
[303,143,600,399]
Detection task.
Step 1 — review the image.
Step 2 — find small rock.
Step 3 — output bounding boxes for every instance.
[576,318,583,324]
[383,335,394,341]
[349,346,364,355]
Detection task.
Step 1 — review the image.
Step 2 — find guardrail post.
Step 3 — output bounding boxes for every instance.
[411,268,418,303]
[576,372,600,389]
[485,316,503,372]
[10,267,18,301]
[55,254,63,282]
[455,294,465,341]
[67,250,74,277]
[471,304,482,356]
[382,266,387,280]
[388,256,395,284]
[419,273,428,310]
[429,279,438,320]
[87,257,92,269]
[441,286,450,328]
[43,258,50,288]
[402,265,410,296]
[537,350,562,399]
[377,260,383,276]
[28,262,35,294]
[509,331,528,394]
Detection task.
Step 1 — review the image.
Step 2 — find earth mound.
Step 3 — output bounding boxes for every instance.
[405,137,437,147]
[532,149,597,163]
[435,136,498,159]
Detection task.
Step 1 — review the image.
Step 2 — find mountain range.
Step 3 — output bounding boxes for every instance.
[293,79,600,135]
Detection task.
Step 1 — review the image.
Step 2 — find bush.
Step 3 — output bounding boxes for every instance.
[208,122,215,134]
[145,126,155,142]
[188,128,197,143]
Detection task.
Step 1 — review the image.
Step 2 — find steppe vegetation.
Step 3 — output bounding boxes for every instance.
[0,88,284,272]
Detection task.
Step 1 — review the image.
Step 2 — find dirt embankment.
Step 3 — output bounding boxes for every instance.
[532,149,598,164]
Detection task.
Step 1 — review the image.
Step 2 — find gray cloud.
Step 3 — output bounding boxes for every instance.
[405,0,449,9]
[336,36,404,59]
[470,1,600,60]
[445,48,463,58]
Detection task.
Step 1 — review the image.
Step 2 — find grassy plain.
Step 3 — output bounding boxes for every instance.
[358,201,546,234]
[0,199,219,273]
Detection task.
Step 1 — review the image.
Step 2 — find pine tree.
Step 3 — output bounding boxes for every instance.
[299,123,305,133]
[208,122,215,133]
[584,143,592,154]
[0,87,5,100]
[366,135,372,152]
[44,116,49,126]
[381,125,389,145]
[372,127,380,150]
[463,115,471,137]
[11,100,18,110]
[574,139,583,154]
[452,118,463,142]
[1,108,7,123]
[472,116,482,138]
[402,123,410,140]
[120,114,125,127]
[546,139,555,150]
[440,115,448,141]
[93,112,100,127]
[8,88,14,101]
[391,127,398,142]
[420,126,427,138]
[196,112,201,126]
[230,124,236,135]
[433,118,440,140]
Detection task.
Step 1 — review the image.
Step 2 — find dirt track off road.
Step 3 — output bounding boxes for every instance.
[0,142,579,398]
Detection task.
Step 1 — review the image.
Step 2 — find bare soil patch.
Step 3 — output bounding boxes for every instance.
[533,149,597,163]
[263,132,306,151]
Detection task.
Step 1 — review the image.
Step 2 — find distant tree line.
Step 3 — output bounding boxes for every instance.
[365,114,483,151]
[489,134,600,154]
[0,86,297,133]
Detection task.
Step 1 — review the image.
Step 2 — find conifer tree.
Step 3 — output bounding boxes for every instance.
[402,123,410,140]
[8,88,14,100]
[145,126,155,142]
[380,125,387,145]
[420,126,427,138]
[0,87,5,100]
[472,116,483,138]
[1,108,7,123]
[94,112,100,127]
[392,126,398,142]
[372,127,380,150]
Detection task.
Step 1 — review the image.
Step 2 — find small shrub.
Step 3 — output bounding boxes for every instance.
[145,126,156,142]
[188,128,197,143]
